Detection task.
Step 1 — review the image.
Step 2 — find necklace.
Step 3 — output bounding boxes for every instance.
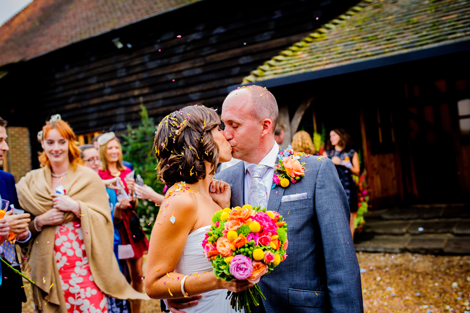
[51,171,68,178]
[110,171,121,178]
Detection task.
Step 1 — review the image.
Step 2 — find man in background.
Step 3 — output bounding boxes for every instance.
[274,123,285,145]
[0,116,32,312]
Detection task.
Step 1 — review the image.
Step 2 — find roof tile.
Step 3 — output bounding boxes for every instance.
[243,0,470,83]
[0,0,199,66]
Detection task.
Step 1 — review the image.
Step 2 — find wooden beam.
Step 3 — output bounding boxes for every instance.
[290,96,315,135]
[278,104,291,148]
[359,107,375,206]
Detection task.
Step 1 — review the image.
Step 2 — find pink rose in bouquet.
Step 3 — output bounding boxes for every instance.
[230,255,253,280]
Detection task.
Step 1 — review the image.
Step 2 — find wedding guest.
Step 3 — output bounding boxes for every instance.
[98,132,148,313]
[0,116,31,313]
[79,144,131,313]
[323,128,360,239]
[16,116,147,313]
[274,124,285,145]
[79,144,120,190]
[166,86,363,312]
[134,184,164,205]
[145,105,254,313]
[291,130,315,155]
[94,134,134,171]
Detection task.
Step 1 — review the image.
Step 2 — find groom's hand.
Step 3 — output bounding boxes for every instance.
[166,295,202,313]
[209,179,231,209]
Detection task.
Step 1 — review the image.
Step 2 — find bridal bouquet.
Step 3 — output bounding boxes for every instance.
[202,204,288,312]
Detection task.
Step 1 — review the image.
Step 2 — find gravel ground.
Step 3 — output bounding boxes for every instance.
[22,253,470,313]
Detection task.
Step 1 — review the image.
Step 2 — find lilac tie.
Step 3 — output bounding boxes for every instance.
[247,164,268,209]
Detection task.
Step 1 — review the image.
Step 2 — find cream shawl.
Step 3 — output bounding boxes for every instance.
[16,165,148,312]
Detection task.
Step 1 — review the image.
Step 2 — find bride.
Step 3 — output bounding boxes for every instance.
[145,105,253,312]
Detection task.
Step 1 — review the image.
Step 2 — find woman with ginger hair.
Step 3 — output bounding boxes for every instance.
[16,115,147,313]
[291,130,315,155]
[97,132,148,313]
[145,105,254,312]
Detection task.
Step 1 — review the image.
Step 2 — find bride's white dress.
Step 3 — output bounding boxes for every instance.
[175,225,242,313]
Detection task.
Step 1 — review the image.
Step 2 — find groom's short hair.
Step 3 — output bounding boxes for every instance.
[154,105,221,186]
[229,85,278,133]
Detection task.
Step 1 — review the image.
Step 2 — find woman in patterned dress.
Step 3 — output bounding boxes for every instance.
[17,116,147,313]
[323,128,360,238]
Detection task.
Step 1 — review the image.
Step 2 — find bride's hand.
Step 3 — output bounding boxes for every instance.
[219,279,255,293]
[209,179,231,209]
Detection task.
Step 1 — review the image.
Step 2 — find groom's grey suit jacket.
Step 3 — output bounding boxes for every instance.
[217,155,363,312]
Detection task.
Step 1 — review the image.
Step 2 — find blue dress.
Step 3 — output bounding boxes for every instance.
[106,188,131,313]
[326,149,358,213]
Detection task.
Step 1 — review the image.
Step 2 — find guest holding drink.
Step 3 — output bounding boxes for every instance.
[79,144,131,313]
[0,116,31,313]
[98,132,149,313]
[16,116,147,313]
[323,128,360,238]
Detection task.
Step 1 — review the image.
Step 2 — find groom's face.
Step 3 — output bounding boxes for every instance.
[221,92,262,162]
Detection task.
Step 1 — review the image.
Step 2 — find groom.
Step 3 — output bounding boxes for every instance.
[166,86,363,312]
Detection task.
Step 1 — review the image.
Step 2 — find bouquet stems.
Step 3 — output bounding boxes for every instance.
[227,284,266,313]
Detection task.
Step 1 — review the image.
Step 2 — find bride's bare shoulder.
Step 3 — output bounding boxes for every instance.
[157,183,199,225]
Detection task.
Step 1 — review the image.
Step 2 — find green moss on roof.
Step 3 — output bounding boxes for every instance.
[242,0,470,84]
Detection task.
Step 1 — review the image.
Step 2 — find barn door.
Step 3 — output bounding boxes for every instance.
[405,80,460,203]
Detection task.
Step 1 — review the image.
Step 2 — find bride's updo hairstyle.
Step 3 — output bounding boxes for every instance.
[155,105,221,187]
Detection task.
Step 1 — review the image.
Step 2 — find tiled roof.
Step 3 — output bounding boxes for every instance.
[0,0,199,66]
[243,0,470,83]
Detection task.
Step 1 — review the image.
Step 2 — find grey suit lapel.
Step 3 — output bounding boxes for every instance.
[268,184,285,212]
[230,161,245,208]
[267,147,285,212]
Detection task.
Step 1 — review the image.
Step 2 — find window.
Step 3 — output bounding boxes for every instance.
[458,99,470,136]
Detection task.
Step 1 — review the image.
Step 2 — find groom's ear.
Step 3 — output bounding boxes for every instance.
[260,118,273,137]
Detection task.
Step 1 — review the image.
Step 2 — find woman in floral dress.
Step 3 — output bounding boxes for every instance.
[17,116,147,313]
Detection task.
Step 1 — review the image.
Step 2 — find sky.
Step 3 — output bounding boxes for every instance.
[0,0,33,26]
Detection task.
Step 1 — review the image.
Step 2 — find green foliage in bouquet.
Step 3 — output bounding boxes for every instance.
[122,105,164,233]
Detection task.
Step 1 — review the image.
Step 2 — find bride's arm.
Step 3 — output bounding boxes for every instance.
[145,194,252,299]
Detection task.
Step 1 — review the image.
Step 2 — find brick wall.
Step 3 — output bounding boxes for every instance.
[6,127,32,182]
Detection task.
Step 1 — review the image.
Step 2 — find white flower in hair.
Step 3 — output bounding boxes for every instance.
[97,132,116,146]
[50,114,62,122]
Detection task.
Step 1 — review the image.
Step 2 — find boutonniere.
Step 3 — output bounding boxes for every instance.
[272,146,307,188]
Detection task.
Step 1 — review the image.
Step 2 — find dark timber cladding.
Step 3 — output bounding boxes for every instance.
[3,0,360,135]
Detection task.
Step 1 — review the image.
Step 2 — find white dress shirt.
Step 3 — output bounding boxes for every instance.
[244,142,280,204]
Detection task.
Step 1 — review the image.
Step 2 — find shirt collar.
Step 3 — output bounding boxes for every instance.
[244,141,280,172]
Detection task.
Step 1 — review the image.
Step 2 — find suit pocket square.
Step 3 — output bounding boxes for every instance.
[281,193,308,202]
